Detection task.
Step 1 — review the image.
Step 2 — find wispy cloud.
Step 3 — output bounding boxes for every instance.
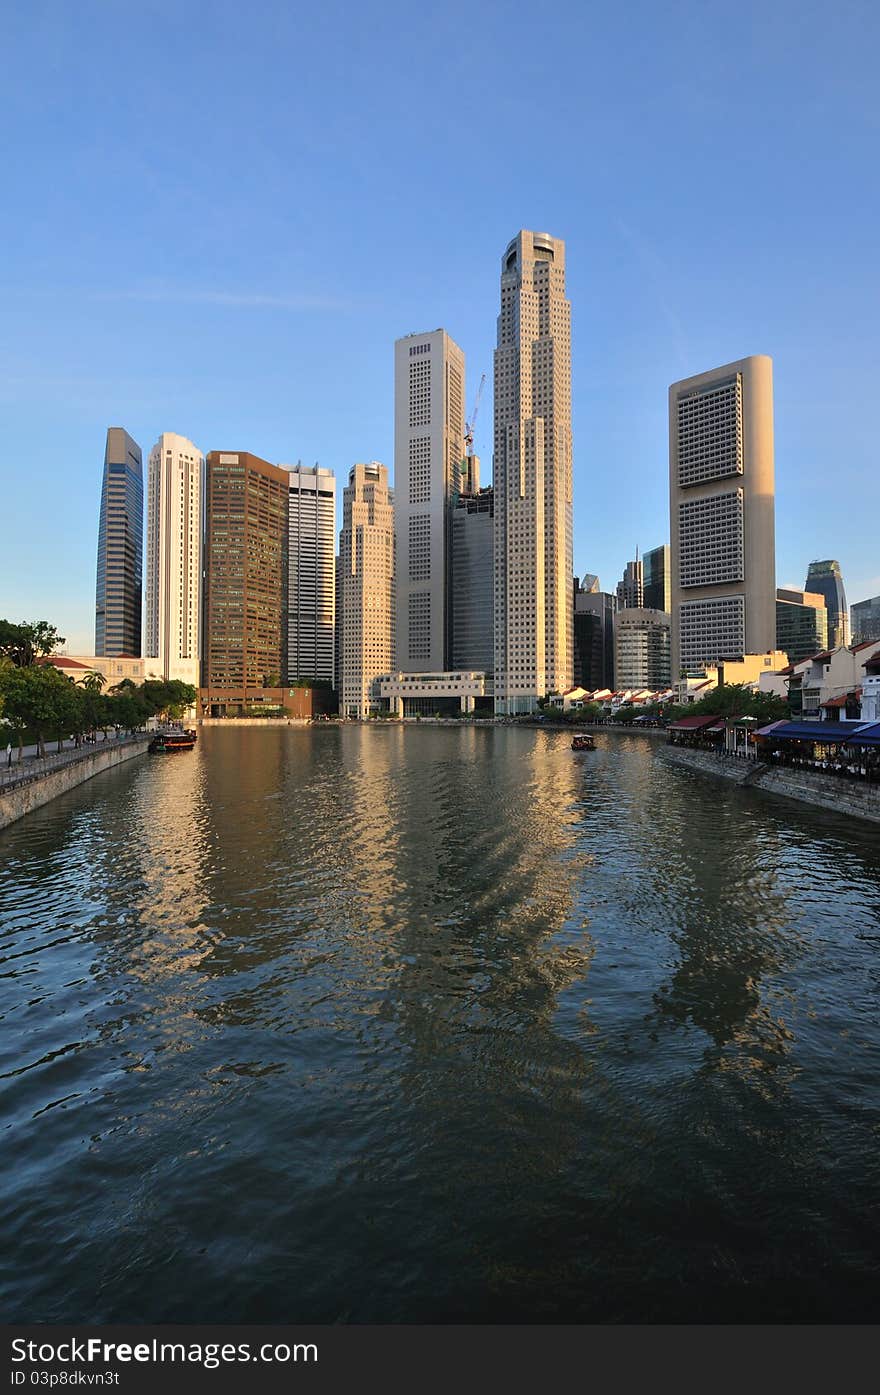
[1,285,357,312]
[95,287,354,312]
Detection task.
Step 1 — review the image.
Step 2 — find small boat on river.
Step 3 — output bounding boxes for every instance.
[149,728,197,753]
[571,733,596,752]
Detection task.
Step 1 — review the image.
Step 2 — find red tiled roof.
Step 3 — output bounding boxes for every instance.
[852,640,880,652]
[42,655,91,670]
[809,651,833,663]
[822,690,862,708]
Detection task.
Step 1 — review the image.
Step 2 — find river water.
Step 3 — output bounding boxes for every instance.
[1,725,878,1322]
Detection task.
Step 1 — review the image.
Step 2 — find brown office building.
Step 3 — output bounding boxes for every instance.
[203,451,289,713]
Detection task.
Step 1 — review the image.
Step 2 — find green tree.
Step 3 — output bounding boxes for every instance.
[0,664,79,758]
[0,620,66,668]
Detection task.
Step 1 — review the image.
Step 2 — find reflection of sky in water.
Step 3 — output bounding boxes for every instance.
[1,726,879,1323]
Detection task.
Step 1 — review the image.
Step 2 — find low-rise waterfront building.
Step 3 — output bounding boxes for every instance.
[45,653,149,690]
[378,670,488,717]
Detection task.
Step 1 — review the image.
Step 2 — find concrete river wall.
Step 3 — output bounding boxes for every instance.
[662,745,880,826]
[0,737,151,831]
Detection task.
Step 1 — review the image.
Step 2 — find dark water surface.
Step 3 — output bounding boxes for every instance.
[1,725,879,1322]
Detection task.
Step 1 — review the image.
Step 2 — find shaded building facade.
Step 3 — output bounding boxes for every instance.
[95,427,143,656]
[776,587,828,663]
[451,487,494,675]
[202,451,289,708]
[852,594,880,646]
[573,581,615,691]
[643,544,671,613]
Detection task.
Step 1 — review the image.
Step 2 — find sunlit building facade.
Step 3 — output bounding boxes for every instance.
[493,230,573,713]
[145,432,203,687]
[95,427,143,657]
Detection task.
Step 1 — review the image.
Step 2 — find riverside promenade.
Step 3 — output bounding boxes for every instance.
[0,735,150,830]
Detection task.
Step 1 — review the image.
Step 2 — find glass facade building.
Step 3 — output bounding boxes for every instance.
[574,583,616,690]
[776,588,828,663]
[851,595,880,646]
[804,560,848,648]
[643,544,671,613]
[95,427,143,657]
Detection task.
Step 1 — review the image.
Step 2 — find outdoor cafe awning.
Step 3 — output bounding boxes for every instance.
[843,722,880,747]
[759,721,867,742]
[666,715,719,731]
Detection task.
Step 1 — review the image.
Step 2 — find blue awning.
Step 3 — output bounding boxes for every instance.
[767,721,868,742]
[844,722,880,747]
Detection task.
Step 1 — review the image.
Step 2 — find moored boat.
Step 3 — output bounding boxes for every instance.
[149,728,197,753]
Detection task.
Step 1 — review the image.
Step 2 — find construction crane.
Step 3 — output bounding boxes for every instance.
[464,372,486,455]
[459,372,486,496]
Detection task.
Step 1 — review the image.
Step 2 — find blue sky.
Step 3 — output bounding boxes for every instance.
[2,0,878,652]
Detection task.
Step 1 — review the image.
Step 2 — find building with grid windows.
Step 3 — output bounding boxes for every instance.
[283,464,336,686]
[573,581,616,691]
[451,487,494,676]
[95,427,143,657]
[614,607,671,690]
[202,451,289,710]
[394,330,465,672]
[145,432,203,688]
[494,231,573,713]
[616,554,644,609]
[669,356,775,676]
[339,462,395,718]
[852,594,880,646]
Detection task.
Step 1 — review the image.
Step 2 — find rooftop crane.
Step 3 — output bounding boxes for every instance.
[464,373,486,455]
[458,373,486,497]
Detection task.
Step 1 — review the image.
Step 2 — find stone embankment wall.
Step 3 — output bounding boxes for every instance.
[662,745,880,825]
[0,738,150,831]
[199,718,311,727]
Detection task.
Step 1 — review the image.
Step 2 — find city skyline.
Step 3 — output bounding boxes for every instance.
[3,4,878,651]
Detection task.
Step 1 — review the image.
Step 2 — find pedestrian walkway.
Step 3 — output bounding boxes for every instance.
[0,734,142,791]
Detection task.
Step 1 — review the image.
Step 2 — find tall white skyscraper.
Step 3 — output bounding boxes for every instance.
[669,356,775,675]
[145,432,203,686]
[339,462,395,718]
[282,464,336,685]
[493,230,573,714]
[394,329,465,671]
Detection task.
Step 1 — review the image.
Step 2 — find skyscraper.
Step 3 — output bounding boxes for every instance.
[643,544,671,613]
[394,330,465,672]
[339,462,395,718]
[451,487,494,675]
[669,356,775,675]
[203,451,289,707]
[145,432,203,687]
[804,560,849,648]
[95,427,143,657]
[283,464,336,685]
[616,554,644,609]
[493,230,573,714]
